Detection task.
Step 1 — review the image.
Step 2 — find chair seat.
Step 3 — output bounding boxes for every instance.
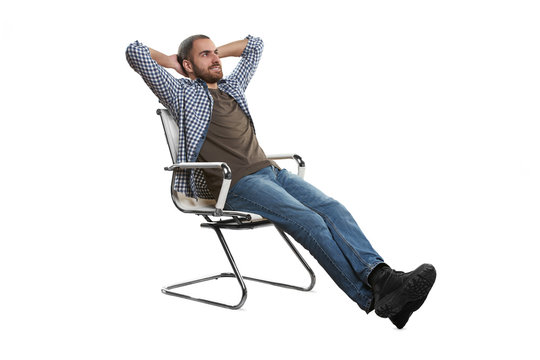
[172,190,264,221]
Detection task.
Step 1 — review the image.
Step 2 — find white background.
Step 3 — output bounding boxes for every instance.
[1,0,539,358]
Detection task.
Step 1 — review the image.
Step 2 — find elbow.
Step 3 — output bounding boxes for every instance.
[125,41,149,70]
[125,42,136,62]
[252,36,264,54]
[125,40,143,60]
[244,35,264,56]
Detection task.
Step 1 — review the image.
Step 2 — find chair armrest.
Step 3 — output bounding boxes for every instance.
[164,162,232,215]
[267,153,306,178]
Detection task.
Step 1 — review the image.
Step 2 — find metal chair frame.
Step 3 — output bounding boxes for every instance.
[157,108,316,309]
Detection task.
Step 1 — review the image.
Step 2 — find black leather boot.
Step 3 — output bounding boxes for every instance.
[369,263,436,327]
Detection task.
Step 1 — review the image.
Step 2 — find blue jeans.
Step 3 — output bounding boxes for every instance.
[224,166,384,312]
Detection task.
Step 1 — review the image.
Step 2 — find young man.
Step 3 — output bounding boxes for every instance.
[126,34,436,328]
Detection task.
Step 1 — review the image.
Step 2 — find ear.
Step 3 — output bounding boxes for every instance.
[183,59,193,74]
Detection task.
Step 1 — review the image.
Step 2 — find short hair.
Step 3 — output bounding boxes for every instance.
[177,34,210,73]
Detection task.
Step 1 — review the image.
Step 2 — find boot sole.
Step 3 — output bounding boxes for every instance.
[390,297,427,329]
[375,263,436,318]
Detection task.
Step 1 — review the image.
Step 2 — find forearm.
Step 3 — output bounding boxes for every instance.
[149,48,176,69]
[217,39,249,58]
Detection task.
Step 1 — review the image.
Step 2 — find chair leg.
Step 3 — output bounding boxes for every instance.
[162,226,248,310]
[162,225,316,309]
[241,227,316,292]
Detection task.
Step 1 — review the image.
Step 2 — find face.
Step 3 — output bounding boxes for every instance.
[186,38,223,85]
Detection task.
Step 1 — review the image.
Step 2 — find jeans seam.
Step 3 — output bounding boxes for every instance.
[317,211,373,269]
[228,192,365,296]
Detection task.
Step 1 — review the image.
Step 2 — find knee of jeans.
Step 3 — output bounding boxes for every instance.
[319,197,351,215]
[285,211,330,246]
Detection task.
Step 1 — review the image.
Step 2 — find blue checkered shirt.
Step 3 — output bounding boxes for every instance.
[126,35,263,199]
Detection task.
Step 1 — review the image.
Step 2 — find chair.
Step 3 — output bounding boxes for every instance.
[157,108,316,309]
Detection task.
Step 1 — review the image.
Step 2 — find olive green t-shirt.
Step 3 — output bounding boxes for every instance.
[197,88,277,199]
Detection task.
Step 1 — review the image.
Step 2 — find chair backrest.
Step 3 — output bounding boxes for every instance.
[157,108,263,220]
[157,108,223,214]
[158,108,179,162]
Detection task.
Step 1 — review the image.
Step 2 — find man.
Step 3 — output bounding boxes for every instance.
[126,34,436,328]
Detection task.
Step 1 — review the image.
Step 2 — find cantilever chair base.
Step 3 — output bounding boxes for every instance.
[161,219,316,310]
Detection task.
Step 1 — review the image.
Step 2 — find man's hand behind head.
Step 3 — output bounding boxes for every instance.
[169,54,187,77]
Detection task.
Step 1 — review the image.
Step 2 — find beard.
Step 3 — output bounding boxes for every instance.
[192,62,223,84]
